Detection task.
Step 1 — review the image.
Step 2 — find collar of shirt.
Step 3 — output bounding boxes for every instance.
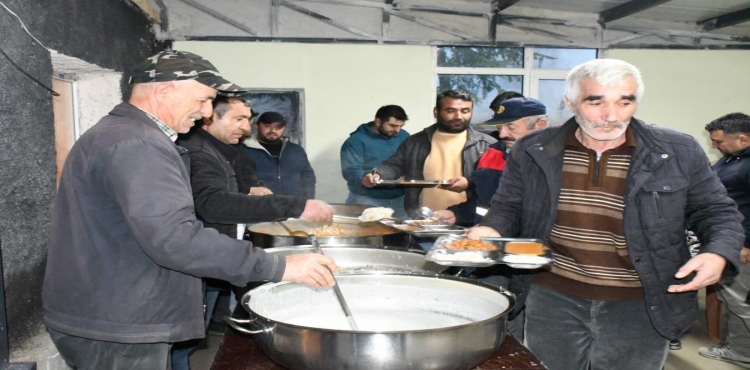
[566,126,637,151]
[136,107,178,142]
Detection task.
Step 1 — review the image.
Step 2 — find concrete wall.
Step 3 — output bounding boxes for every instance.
[0,0,164,365]
[604,49,750,162]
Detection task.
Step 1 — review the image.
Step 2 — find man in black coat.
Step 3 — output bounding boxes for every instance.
[178,95,332,236]
[173,95,333,369]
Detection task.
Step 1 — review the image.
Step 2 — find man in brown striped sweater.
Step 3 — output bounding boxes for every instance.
[469,59,744,370]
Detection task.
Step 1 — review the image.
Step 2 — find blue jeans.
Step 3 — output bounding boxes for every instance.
[170,289,220,370]
[478,273,524,341]
[345,193,407,219]
[717,257,750,357]
[525,284,669,370]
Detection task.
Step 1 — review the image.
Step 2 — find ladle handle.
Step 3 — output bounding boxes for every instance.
[276,220,295,236]
[311,236,359,331]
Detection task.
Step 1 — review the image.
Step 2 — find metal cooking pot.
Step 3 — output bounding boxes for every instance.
[329,203,370,217]
[264,245,446,273]
[246,219,411,248]
[226,272,515,370]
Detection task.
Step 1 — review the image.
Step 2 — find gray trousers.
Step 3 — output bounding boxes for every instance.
[717,261,750,357]
[525,284,669,370]
[48,328,171,370]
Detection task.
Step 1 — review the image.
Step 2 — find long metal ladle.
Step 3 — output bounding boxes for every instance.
[277,220,309,237]
[275,220,359,330]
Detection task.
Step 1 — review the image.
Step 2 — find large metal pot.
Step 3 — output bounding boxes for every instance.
[329,203,370,217]
[246,219,411,248]
[226,272,515,370]
[264,245,446,273]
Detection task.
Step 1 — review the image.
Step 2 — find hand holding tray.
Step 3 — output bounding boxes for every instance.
[426,235,553,269]
[374,179,451,187]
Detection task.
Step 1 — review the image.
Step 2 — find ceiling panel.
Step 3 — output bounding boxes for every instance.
[148,0,750,48]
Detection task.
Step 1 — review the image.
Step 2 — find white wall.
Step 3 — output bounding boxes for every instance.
[76,73,123,134]
[604,49,750,162]
[175,41,435,203]
[175,42,750,201]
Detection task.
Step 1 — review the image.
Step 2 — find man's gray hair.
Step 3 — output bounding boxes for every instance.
[564,59,645,105]
[523,115,547,129]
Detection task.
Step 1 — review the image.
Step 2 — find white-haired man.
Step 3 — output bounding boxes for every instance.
[468,58,743,369]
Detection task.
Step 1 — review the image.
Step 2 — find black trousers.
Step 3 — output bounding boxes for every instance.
[48,328,171,370]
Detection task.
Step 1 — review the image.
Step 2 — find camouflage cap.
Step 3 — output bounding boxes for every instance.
[129,50,247,96]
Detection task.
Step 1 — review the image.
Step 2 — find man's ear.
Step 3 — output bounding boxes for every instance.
[739,133,750,148]
[153,82,175,103]
[563,96,575,113]
[433,107,438,119]
[374,118,382,126]
[536,118,549,129]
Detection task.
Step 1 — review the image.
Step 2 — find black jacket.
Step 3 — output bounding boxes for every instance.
[178,128,307,237]
[713,146,750,249]
[375,124,496,218]
[481,117,744,340]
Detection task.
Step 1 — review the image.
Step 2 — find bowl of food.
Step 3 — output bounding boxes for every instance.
[425,234,500,267]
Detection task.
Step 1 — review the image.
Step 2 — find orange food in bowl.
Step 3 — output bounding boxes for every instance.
[505,242,545,255]
[446,239,496,251]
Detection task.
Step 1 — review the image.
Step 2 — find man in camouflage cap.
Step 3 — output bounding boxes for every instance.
[129,50,247,96]
[42,50,337,370]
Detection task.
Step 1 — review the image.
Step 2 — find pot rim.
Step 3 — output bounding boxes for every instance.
[241,271,516,334]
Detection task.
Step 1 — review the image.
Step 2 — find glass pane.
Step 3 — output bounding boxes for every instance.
[533,48,597,69]
[538,79,573,126]
[436,74,523,126]
[437,47,524,68]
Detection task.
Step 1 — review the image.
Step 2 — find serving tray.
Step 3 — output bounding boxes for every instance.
[374,179,451,187]
[426,236,554,269]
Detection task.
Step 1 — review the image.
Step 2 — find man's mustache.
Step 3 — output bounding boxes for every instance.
[590,122,626,129]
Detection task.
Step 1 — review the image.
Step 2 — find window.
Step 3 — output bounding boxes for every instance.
[435,47,597,126]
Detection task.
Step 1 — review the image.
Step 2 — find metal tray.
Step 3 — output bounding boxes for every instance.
[410,225,465,237]
[375,179,451,187]
[426,249,499,267]
[483,237,553,269]
[381,220,465,238]
[425,236,553,269]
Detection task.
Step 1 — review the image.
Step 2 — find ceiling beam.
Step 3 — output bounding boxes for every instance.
[393,5,488,18]
[492,0,523,13]
[489,12,499,43]
[497,20,574,43]
[381,4,390,42]
[296,0,387,9]
[599,0,672,25]
[386,9,480,40]
[177,0,258,35]
[280,0,377,39]
[697,6,750,32]
[604,32,650,47]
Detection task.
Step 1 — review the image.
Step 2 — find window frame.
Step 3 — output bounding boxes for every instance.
[432,46,598,100]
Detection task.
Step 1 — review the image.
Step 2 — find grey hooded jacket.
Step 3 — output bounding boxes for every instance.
[42,103,285,344]
[481,117,744,340]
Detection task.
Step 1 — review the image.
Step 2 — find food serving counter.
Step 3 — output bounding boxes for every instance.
[211,306,548,370]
